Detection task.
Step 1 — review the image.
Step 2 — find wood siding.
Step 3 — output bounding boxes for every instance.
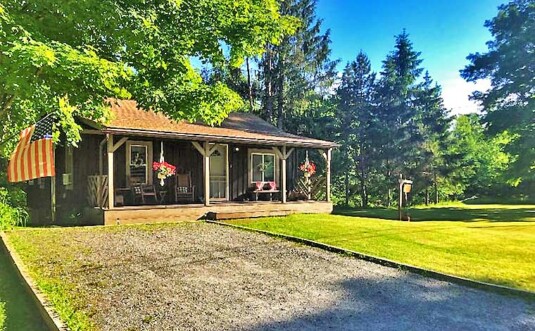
[27,134,304,224]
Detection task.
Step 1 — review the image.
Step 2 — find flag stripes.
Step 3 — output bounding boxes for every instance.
[7,123,55,183]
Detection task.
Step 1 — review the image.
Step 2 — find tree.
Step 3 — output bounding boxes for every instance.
[258,0,338,132]
[443,114,511,199]
[374,31,424,206]
[461,0,535,185]
[0,0,297,155]
[410,71,450,204]
[335,51,376,206]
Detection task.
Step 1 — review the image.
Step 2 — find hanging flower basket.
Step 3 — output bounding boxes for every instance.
[299,161,316,178]
[153,161,176,186]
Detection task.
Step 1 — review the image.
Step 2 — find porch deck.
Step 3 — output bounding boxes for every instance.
[99,200,333,225]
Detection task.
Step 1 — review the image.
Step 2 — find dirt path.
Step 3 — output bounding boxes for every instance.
[10,222,535,330]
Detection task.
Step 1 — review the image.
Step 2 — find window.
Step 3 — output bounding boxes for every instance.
[251,153,275,182]
[126,141,152,185]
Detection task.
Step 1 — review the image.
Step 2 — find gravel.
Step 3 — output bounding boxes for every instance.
[40,222,535,330]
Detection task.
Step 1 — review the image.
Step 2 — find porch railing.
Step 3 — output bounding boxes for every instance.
[87,175,109,208]
[294,175,327,201]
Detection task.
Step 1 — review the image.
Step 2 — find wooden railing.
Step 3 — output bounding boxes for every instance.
[294,175,327,201]
[87,175,109,208]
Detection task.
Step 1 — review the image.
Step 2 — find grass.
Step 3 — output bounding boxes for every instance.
[0,301,5,331]
[228,204,535,292]
[1,223,195,331]
[0,241,48,330]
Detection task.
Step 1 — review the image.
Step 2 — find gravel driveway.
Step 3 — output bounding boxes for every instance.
[18,222,535,330]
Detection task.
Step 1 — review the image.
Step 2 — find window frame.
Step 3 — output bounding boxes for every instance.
[249,150,278,184]
[126,140,153,185]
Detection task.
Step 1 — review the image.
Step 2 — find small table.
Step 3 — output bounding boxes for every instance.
[251,189,280,201]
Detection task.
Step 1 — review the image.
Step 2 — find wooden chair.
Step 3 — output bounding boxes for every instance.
[175,173,195,203]
[131,184,158,204]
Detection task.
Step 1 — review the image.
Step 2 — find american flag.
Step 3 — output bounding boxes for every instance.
[7,115,55,183]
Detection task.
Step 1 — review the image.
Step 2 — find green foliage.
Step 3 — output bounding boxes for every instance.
[257,0,338,130]
[461,0,534,184]
[334,52,376,207]
[443,114,512,197]
[1,0,298,156]
[0,188,28,230]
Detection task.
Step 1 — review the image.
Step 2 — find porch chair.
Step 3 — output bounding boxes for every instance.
[175,173,195,203]
[131,184,158,204]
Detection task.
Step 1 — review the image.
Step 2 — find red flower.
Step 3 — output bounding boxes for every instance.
[299,161,316,176]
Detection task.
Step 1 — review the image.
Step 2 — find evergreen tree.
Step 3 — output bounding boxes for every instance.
[410,71,450,204]
[335,51,376,206]
[258,0,338,132]
[374,31,424,206]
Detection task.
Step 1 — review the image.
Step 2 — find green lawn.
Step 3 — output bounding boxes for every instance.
[0,243,48,330]
[0,301,5,331]
[228,204,535,292]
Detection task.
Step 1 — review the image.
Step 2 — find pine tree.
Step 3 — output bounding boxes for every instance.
[258,0,338,132]
[335,51,376,207]
[375,31,424,206]
[411,71,450,204]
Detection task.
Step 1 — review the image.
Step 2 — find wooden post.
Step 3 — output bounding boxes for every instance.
[281,146,287,204]
[50,175,56,223]
[203,141,210,206]
[107,134,114,209]
[326,148,332,202]
[398,176,403,221]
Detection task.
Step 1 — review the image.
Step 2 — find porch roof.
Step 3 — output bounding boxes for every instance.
[85,100,338,149]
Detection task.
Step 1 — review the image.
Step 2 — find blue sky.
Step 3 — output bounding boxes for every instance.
[316,0,504,114]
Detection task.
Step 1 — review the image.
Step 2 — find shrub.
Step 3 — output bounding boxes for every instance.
[0,188,28,230]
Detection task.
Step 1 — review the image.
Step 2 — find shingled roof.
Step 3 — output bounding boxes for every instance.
[84,100,338,148]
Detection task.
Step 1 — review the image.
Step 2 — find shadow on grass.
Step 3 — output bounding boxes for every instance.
[251,274,534,331]
[334,206,535,222]
[0,243,48,331]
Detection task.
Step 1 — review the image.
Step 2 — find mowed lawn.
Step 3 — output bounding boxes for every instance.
[229,204,535,292]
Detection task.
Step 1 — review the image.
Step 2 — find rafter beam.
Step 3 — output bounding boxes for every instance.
[111,137,129,153]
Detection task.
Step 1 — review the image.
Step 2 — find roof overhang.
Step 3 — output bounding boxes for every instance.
[94,127,339,149]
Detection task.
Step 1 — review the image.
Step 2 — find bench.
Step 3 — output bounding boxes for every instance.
[250,189,280,201]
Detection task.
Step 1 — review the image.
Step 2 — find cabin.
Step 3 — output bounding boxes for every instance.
[26,100,338,225]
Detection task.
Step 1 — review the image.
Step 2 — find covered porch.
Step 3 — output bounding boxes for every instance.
[33,99,338,225]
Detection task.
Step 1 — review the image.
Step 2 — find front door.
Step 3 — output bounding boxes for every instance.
[209,144,228,200]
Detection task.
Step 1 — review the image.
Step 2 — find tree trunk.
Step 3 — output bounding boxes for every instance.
[276,53,285,129]
[433,172,439,204]
[345,172,349,206]
[263,46,273,122]
[359,145,368,208]
[425,187,429,206]
[386,158,391,207]
[246,58,254,111]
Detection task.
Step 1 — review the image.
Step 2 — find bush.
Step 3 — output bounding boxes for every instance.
[0,188,28,230]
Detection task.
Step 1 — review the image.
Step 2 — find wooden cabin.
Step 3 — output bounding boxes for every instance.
[26,100,338,225]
